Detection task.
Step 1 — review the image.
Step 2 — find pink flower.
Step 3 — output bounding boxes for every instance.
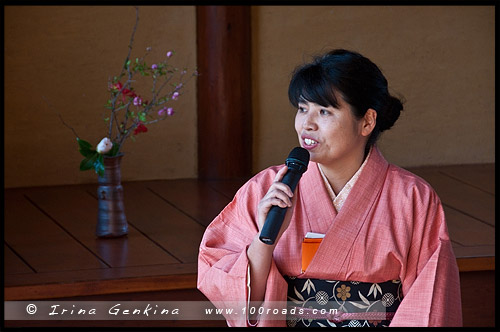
[133,96,142,106]
[172,92,179,100]
[166,51,173,58]
[158,107,174,117]
[152,64,158,70]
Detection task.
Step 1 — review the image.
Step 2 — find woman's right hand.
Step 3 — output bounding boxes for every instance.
[246,165,297,310]
[256,165,296,245]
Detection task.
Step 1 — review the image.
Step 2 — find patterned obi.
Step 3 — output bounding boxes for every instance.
[284,276,402,327]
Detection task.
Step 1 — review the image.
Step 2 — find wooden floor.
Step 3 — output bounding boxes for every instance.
[408,164,495,265]
[3,163,495,327]
[4,177,247,300]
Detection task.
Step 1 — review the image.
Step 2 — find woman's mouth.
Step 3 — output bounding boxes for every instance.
[302,137,319,149]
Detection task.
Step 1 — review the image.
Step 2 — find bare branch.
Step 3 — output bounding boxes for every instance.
[118,120,139,151]
[109,6,140,139]
[120,6,140,79]
[42,95,80,138]
[58,114,80,139]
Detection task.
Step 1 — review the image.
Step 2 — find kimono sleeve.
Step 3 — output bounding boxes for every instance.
[197,170,288,327]
[391,186,462,327]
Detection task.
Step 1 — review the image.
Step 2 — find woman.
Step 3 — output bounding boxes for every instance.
[197,49,462,327]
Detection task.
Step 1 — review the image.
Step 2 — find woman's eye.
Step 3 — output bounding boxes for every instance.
[298,107,306,113]
[320,109,331,115]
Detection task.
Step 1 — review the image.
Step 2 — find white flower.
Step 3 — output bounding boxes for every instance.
[96,137,113,154]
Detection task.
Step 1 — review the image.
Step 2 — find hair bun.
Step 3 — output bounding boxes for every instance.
[378,95,403,132]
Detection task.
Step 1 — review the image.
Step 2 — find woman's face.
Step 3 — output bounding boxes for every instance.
[294,96,370,168]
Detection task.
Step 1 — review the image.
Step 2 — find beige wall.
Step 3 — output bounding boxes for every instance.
[5,6,198,188]
[252,6,495,171]
[4,6,495,188]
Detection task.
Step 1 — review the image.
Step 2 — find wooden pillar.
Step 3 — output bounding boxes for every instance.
[196,6,252,180]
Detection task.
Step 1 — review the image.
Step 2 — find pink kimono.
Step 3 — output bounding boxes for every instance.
[197,146,462,327]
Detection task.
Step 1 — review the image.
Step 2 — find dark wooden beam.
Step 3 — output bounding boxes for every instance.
[196,6,252,180]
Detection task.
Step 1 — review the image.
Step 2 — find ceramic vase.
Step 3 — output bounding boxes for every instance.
[96,154,128,238]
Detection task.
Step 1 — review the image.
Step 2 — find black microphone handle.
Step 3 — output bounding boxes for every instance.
[259,168,302,245]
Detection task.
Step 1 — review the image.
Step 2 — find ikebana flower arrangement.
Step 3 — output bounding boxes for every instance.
[76,7,198,177]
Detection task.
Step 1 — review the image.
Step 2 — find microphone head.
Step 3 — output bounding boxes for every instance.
[286,147,310,171]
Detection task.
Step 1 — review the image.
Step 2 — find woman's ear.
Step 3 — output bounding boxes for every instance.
[361,108,377,137]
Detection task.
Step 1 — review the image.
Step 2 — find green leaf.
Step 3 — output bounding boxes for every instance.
[77,137,92,149]
[79,151,99,171]
[93,154,105,177]
[77,138,96,158]
[138,112,147,122]
[80,158,93,171]
[79,147,95,159]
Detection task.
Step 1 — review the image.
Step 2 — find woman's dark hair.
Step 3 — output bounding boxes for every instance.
[288,49,403,150]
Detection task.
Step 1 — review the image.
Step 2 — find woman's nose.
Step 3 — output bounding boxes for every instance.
[303,113,317,131]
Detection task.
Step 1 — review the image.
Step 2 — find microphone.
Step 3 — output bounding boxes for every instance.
[259,147,310,245]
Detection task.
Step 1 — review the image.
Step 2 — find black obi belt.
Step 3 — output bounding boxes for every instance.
[284,276,402,327]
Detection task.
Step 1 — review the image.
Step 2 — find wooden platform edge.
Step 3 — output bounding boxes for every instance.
[4,273,198,301]
[5,256,494,301]
[457,256,495,272]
